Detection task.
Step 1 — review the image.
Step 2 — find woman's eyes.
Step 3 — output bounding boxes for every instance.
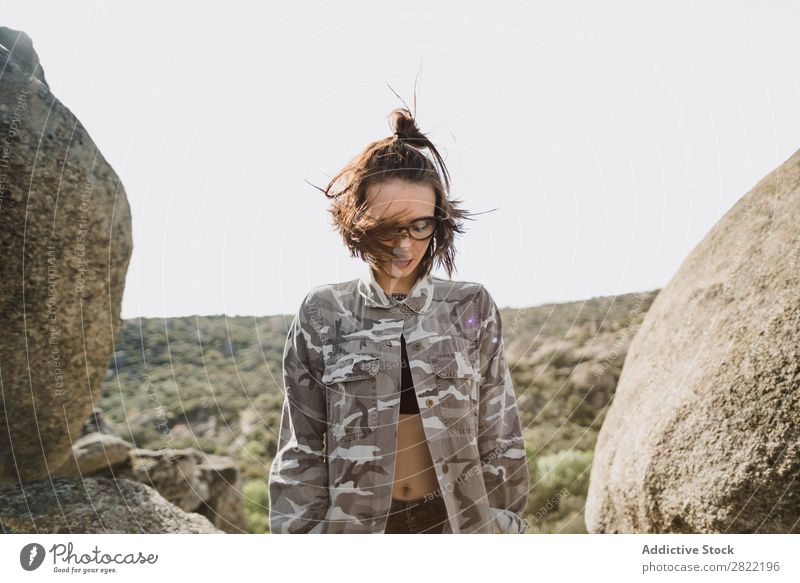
[411,220,433,232]
[375,220,433,239]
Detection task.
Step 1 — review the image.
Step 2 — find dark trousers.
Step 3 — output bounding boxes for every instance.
[384,492,449,533]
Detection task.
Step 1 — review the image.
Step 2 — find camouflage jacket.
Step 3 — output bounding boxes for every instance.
[268,265,530,533]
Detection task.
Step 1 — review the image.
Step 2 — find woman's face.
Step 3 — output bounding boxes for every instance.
[364,179,436,289]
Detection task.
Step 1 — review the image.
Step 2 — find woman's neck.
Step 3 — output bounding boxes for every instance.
[372,265,418,296]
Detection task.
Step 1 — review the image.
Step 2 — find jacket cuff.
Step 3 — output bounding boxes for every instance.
[488,506,529,534]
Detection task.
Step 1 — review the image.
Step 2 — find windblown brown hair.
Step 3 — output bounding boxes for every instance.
[308,91,478,279]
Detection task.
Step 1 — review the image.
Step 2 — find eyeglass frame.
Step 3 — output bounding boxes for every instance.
[379,215,441,241]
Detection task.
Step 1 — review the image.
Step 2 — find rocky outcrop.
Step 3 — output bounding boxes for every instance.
[0,478,222,533]
[0,26,133,482]
[52,432,246,533]
[114,447,245,533]
[586,148,800,533]
[0,27,47,86]
[194,454,246,533]
[0,27,244,535]
[51,432,132,477]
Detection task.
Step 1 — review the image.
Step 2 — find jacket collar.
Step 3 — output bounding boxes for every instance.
[357,264,435,314]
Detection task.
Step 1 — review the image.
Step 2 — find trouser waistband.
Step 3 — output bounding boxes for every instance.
[390,488,445,512]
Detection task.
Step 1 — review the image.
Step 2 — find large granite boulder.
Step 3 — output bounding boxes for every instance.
[586,148,800,533]
[0,477,222,533]
[0,27,133,482]
[0,27,244,534]
[0,27,47,86]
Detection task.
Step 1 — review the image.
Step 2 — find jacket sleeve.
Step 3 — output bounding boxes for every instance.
[476,285,530,534]
[268,291,330,533]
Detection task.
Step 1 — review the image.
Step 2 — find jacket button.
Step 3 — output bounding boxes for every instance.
[425,398,434,407]
[413,341,422,349]
[442,463,449,473]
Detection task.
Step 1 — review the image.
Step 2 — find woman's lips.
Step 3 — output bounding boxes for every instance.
[392,258,412,268]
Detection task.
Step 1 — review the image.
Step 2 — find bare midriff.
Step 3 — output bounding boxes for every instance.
[391,412,440,500]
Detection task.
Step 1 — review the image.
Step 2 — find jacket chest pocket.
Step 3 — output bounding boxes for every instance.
[429,338,480,437]
[322,350,380,444]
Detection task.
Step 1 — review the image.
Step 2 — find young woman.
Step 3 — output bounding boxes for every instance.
[268,105,529,534]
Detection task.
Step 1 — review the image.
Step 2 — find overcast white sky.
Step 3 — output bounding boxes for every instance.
[4,0,799,318]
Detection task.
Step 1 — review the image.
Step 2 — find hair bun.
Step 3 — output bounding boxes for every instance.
[390,108,421,141]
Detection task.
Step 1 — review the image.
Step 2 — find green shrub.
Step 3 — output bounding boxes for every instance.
[537,448,593,495]
[242,478,271,533]
[242,439,267,459]
[527,449,593,527]
[243,478,270,512]
[245,509,270,533]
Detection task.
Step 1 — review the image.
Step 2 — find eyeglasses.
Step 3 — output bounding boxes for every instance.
[380,216,439,241]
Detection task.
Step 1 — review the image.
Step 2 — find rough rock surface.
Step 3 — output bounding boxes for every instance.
[0,477,222,533]
[51,432,133,477]
[0,27,245,534]
[586,148,800,533]
[195,453,246,533]
[51,433,246,532]
[114,447,246,533]
[0,26,133,482]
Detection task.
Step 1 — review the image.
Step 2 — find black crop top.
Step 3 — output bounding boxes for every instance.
[399,333,420,414]
[391,292,420,415]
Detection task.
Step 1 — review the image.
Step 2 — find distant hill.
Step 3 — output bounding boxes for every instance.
[100,287,659,533]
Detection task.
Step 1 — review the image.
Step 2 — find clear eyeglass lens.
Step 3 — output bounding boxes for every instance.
[379,219,436,241]
[408,219,435,239]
